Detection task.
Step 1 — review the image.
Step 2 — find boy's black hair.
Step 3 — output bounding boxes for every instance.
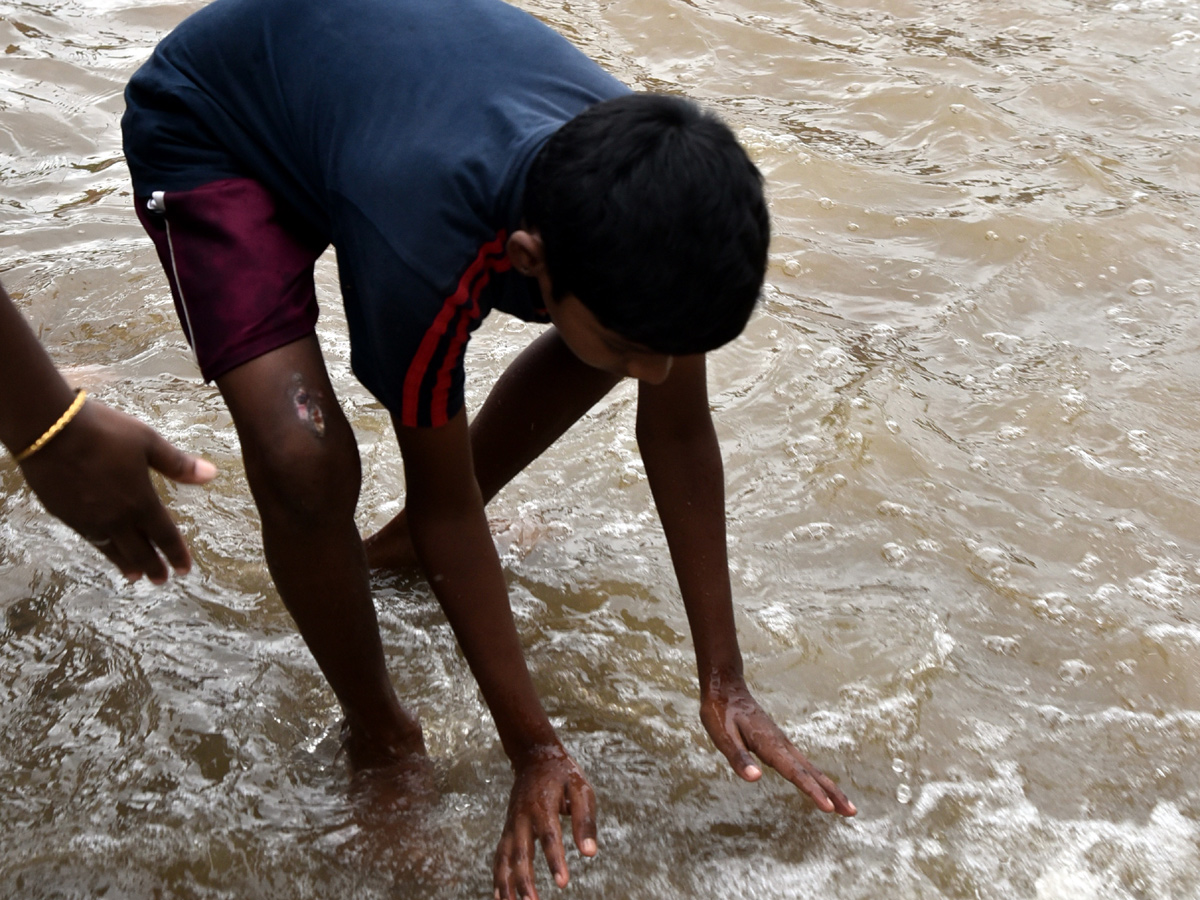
[524,93,770,354]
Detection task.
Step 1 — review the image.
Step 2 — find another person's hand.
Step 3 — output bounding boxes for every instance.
[493,743,597,900]
[700,669,857,816]
[17,397,217,583]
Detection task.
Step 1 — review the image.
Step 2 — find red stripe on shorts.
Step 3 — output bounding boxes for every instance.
[401,231,511,428]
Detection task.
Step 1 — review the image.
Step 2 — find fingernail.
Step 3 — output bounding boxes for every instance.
[582,838,597,856]
[194,459,218,480]
[745,765,762,780]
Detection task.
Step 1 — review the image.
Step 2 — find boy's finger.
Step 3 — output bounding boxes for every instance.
[763,741,851,815]
[507,820,539,900]
[494,858,511,900]
[536,805,569,888]
[513,844,540,900]
[809,768,856,816]
[789,766,837,813]
[494,835,521,900]
[567,777,598,857]
[711,723,758,780]
[492,840,511,900]
[495,864,514,900]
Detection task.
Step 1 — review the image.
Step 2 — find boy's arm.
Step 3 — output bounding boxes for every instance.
[636,355,856,816]
[395,408,598,900]
[0,281,216,581]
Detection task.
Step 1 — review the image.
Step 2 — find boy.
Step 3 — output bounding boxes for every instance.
[122,0,856,896]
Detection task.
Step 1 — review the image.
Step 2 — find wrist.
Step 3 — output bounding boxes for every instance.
[8,388,87,462]
[506,733,566,770]
[699,660,746,699]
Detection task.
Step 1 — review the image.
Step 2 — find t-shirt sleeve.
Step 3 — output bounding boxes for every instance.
[334,200,510,428]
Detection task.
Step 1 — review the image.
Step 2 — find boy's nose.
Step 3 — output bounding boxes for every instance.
[628,354,673,384]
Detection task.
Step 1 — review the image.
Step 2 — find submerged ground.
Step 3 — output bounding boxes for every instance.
[2,0,1199,896]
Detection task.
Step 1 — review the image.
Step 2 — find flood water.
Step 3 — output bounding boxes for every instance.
[2,0,1200,897]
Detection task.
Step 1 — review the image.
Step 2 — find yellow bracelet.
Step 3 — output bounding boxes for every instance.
[14,389,89,463]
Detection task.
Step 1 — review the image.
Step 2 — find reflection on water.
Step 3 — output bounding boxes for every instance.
[2,0,1200,896]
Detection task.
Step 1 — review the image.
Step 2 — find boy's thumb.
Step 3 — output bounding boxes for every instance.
[147,433,218,485]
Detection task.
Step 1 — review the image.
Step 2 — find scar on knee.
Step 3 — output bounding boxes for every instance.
[290,376,327,437]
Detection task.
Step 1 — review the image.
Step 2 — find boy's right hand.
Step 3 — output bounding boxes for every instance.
[700,669,856,817]
[493,744,598,900]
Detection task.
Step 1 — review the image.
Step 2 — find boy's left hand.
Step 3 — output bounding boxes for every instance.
[699,670,857,817]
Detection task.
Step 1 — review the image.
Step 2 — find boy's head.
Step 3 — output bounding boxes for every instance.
[519,93,770,356]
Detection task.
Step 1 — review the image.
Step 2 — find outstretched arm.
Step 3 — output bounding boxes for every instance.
[396,408,598,900]
[0,281,216,582]
[636,354,855,816]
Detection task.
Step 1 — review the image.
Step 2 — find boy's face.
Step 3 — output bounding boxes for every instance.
[506,228,673,384]
[545,293,674,384]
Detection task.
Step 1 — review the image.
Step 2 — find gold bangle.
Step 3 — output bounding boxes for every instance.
[13,389,89,463]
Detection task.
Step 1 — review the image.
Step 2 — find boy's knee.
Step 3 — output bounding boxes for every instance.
[244,408,361,529]
[287,372,329,438]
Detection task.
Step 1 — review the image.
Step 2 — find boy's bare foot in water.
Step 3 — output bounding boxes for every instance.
[340,719,443,881]
[340,713,437,808]
[364,511,419,570]
[365,510,554,570]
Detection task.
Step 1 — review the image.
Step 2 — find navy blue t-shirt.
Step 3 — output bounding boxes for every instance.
[122,0,629,426]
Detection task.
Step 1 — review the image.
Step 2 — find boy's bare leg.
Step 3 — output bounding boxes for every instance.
[217,335,425,768]
[365,327,619,569]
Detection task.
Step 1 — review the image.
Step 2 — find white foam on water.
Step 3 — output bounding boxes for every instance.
[1144,621,1200,649]
[692,763,1200,900]
[1035,865,1107,900]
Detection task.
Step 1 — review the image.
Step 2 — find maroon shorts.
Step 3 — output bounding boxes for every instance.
[135,178,329,382]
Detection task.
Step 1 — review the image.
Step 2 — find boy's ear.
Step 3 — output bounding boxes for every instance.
[506,229,547,278]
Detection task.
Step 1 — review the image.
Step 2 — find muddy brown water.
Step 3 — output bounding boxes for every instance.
[2,0,1199,897]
